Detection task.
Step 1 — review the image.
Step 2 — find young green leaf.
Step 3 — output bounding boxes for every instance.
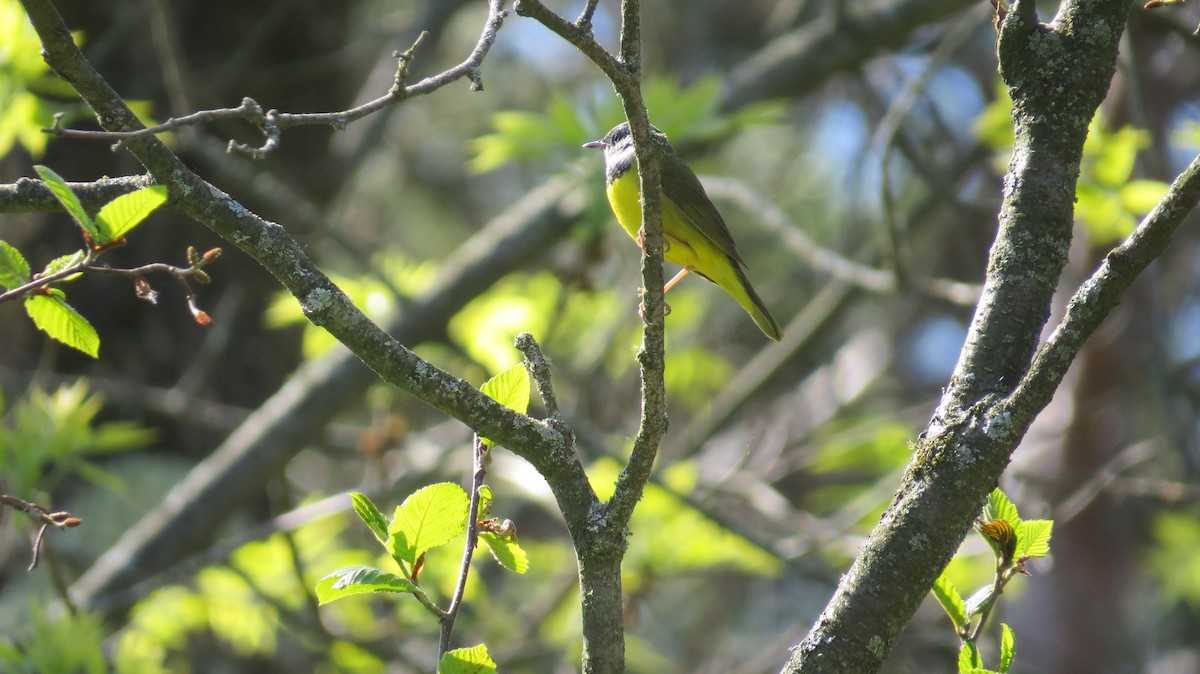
[350,492,390,545]
[438,643,497,674]
[0,240,31,289]
[1016,519,1053,559]
[931,572,968,632]
[477,484,494,519]
[478,363,530,448]
[94,185,168,243]
[315,566,416,605]
[40,250,87,281]
[964,583,995,619]
[25,289,99,357]
[480,363,530,414]
[34,165,98,242]
[998,623,1015,674]
[958,641,983,672]
[386,482,469,567]
[983,488,1019,526]
[479,531,529,574]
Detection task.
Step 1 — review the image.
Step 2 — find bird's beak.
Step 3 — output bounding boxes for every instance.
[582,139,605,149]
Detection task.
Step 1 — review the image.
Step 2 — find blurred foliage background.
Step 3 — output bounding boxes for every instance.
[2,0,1200,672]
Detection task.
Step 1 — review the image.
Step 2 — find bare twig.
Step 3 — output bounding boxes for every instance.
[0,245,221,325]
[515,332,559,417]
[702,177,981,306]
[439,435,489,661]
[43,2,508,158]
[0,494,82,571]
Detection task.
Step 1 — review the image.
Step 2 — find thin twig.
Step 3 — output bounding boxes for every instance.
[515,331,559,417]
[702,177,980,306]
[43,1,509,158]
[0,494,82,571]
[439,435,489,660]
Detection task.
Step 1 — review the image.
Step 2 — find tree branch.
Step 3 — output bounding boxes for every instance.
[40,3,509,158]
[0,174,152,213]
[784,0,1140,671]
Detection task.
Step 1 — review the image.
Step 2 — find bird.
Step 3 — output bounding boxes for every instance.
[583,121,783,341]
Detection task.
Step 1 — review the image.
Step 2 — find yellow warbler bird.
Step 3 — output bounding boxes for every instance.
[584,122,783,341]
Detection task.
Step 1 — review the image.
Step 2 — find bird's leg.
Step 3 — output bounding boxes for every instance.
[663,268,690,294]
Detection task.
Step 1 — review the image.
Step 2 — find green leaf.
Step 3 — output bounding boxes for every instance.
[25,289,99,357]
[480,363,530,414]
[958,641,983,672]
[386,482,469,567]
[478,363,530,448]
[94,185,168,244]
[982,489,1019,526]
[350,492,389,545]
[931,572,968,632]
[34,165,98,242]
[438,643,497,674]
[964,583,995,619]
[477,484,494,518]
[479,531,529,574]
[1016,519,1053,559]
[0,240,31,289]
[998,623,1015,674]
[315,566,415,605]
[41,250,87,281]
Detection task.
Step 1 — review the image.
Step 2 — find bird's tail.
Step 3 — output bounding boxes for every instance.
[731,265,783,342]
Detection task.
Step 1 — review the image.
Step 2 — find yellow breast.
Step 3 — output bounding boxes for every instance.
[605,172,710,270]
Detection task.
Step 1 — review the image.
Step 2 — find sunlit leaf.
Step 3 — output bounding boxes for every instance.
[1016,519,1053,559]
[478,364,531,448]
[0,239,31,289]
[34,165,98,242]
[25,289,99,357]
[94,185,168,243]
[931,572,968,632]
[350,492,390,545]
[959,640,983,671]
[315,566,415,605]
[40,250,86,281]
[479,531,529,574]
[998,623,1016,673]
[438,643,496,674]
[386,482,469,567]
[982,489,1019,526]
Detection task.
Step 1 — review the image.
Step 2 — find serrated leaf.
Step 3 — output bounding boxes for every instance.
[478,363,530,448]
[41,250,87,281]
[1016,519,1053,559]
[94,185,168,244]
[34,165,98,241]
[315,566,415,605]
[478,484,493,519]
[964,583,995,619]
[959,641,983,672]
[931,572,968,631]
[25,290,99,357]
[386,483,469,567]
[0,240,31,289]
[438,643,497,674]
[982,489,1019,526]
[480,364,530,414]
[998,623,1015,673]
[350,492,389,545]
[479,531,529,574]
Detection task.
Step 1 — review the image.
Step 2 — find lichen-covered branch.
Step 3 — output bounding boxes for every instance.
[783,0,1139,671]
